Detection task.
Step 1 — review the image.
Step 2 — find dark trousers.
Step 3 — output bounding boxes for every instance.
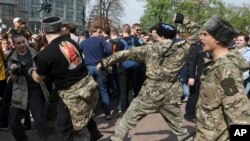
[134,64,146,97]
[107,66,121,111]
[107,65,120,97]
[0,79,7,98]
[23,108,31,130]
[56,99,99,141]
[0,80,31,129]
[119,69,137,113]
[10,87,48,141]
[10,108,29,141]
[0,79,13,127]
[184,81,201,119]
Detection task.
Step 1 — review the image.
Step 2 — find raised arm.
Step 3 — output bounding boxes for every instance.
[175,13,200,45]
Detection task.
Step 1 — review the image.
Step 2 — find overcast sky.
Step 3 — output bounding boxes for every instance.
[121,0,250,25]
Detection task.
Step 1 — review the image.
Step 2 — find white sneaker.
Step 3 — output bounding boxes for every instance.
[182,97,189,102]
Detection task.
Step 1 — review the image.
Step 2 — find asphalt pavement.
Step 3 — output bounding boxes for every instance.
[0,101,195,141]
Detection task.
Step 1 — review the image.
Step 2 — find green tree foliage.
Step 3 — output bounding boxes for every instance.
[225,4,250,33]
[140,0,250,32]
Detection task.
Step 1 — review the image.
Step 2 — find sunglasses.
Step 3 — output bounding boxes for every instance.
[136,29,141,32]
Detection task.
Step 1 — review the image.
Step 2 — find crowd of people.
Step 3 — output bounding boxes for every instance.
[0,12,250,141]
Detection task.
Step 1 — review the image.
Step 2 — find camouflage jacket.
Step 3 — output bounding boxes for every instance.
[196,50,250,141]
[102,17,199,103]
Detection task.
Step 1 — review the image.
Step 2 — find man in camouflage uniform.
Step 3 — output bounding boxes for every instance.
[29,17,102,141]
[97,14,200,141]
[196,16,250,141]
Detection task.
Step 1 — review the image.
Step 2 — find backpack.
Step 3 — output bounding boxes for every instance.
[120,37,139,70]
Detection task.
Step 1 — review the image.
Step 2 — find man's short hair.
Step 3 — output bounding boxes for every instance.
[90,25,101,34]
[111,28,119,36]
[11,33,25,43]
[103,27,111,36]
[122,24,131,34]
[132,23,141,29]
[67,22,77,34]
[21,21,27,25]
[149,26,157,33]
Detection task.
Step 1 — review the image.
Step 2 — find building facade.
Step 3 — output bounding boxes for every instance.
[0,0,86,33]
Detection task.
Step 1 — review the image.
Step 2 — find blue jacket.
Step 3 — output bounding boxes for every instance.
[80,37,112,66]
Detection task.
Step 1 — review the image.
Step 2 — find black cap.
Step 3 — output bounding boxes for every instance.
[42,16,62,33]
[157,23,176,39]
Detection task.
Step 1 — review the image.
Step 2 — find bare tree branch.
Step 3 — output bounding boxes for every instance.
[87,0,124,28]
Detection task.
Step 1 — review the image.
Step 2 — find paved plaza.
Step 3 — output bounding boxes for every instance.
[0,102,195,141]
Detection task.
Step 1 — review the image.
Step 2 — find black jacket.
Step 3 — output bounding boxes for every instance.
[186,42,211,81]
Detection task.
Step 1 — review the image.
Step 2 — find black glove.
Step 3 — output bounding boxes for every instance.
[174,13,184,24]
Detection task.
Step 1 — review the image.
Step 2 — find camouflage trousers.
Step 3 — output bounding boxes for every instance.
[58,75,99,131]
[110,82,188,141]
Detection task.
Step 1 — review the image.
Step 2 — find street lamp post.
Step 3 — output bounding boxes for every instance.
[38,0,52,17]
[34,24,38,34]
[37,0,52,32]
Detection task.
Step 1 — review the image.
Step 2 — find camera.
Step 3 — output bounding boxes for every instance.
[11,60,27,76]
[38,1,52,13]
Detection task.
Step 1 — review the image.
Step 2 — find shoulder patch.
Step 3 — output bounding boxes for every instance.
[220,78,238,96]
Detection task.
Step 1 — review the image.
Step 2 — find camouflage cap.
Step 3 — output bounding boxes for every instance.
[42,16,62,33]
[203,16,238,46]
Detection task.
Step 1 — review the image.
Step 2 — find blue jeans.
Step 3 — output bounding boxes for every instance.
[87,66,111,115]
[181,80,189,97]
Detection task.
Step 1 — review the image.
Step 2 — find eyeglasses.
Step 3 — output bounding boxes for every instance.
[136,29,141,32]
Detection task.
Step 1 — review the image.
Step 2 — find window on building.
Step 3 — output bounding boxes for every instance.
[20,13,28,20]
[31,0,40,5]
[66,11,74,21]
[19,0,28,11]
[67,1,74,9]
[31,7,39,18]
[77,0,84,11]
[55,0,64,9]
[2,4,14,17]
[55,10,64,18]
[77,12,83,23]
